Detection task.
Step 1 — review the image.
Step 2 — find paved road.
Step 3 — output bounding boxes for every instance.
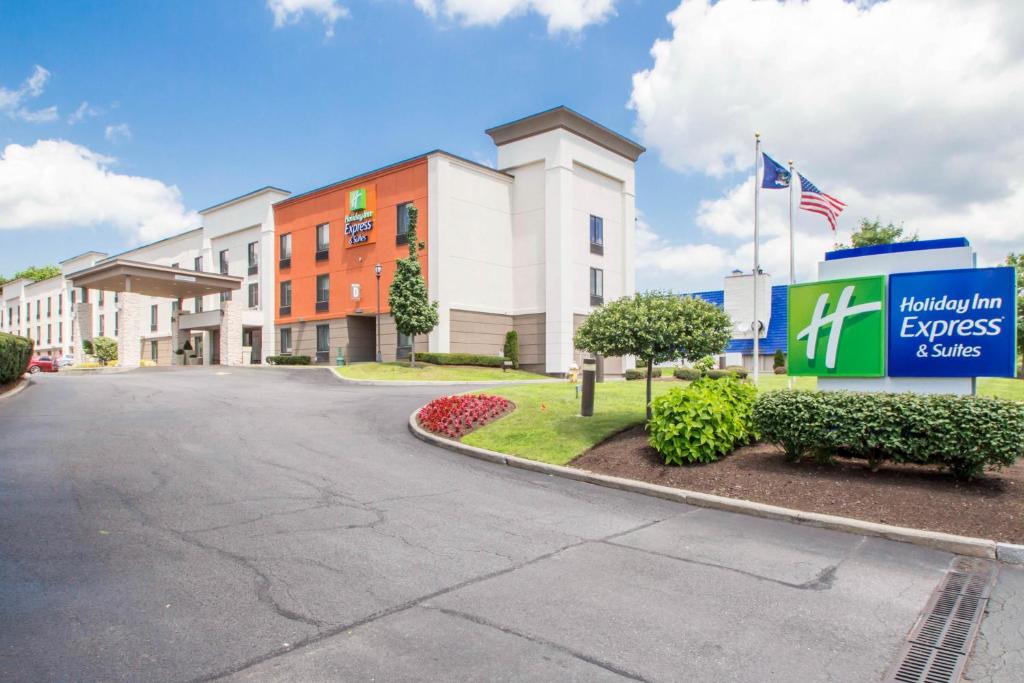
[0,367,1014,681]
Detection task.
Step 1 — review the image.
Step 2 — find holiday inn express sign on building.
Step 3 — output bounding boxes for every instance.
[788,267,1017,378]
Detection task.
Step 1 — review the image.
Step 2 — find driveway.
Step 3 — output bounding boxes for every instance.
[0,367,1016,681]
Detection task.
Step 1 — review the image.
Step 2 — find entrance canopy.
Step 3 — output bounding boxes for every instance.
[66,258,242,298]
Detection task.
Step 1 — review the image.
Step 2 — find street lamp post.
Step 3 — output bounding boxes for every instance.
[374,263,383,362]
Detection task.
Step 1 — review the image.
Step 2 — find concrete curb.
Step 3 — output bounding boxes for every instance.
[0,375,31,402]
[408,409,1016,563]
[331,368,561,387]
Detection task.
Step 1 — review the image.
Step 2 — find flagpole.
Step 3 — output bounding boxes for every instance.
[753,133,760,386]
[788,160,795,390]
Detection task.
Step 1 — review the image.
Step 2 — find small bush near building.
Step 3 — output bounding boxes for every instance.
[724,365,749,379]
[774,366,787,374]
[91,336,118,365]
[753,390,1024,480]
[503,331,519,369]
[624,368,646,380]
[267,355,311,365]
[673,367,700,381]
[418,394,512,439]
[0,332,34,384]
[773,349,786,370]
[416,352,505,367]
[647,377,758,465]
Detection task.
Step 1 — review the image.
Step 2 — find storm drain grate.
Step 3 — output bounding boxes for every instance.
[885,556,998,683]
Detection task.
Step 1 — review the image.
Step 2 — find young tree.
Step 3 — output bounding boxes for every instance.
[13,265,61,282]
[91,336,118,365]
[574,292,733,420]
[838,218,917,249]
[1007,253,1023,365]
[388,204,438,367]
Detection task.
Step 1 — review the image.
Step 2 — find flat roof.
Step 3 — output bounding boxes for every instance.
[485,106,646,162]
[824,237,970,261]
[199,185,290,214]
[66,259,242,299]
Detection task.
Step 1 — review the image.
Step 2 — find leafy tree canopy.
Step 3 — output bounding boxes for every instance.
[1,265,61,286]
[388,204,438,366]
[838,218,917,249]
[1007,252,1023,362]
[91,336,118,365]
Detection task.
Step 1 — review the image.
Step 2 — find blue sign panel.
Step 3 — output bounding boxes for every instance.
[888,267,1017,377]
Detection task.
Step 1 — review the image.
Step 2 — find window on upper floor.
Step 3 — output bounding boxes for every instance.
[219,249,229,275]
[316,274,330,312]
[279,281,292,315]
[248,283,259,309]
[194,256,203,272]
[279,234,292,267]
[151,304,158,332]
[589,215,604,255]
[316,224,330,261]
[248,242,259,275]
[590,267,604,306]
[396,202,413,245]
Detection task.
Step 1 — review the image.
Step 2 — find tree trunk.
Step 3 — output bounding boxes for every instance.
[410,335,415,368]
[645,358,654,422]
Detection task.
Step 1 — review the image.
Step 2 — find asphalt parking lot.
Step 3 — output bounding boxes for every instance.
[0,367,1018,682]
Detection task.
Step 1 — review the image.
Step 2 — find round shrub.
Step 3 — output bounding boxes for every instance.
[724,365,749,379]
[0,332,34,384]
[624,368,647,381]
[673,367,700,381]
[774,366,787,374]
[647,377,757,465]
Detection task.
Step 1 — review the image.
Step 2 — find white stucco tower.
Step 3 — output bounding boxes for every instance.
[487,107,644,374]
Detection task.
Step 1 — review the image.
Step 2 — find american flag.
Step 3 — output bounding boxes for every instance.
[798,174,846,232]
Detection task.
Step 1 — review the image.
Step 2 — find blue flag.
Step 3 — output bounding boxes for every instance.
[761,153,791,189]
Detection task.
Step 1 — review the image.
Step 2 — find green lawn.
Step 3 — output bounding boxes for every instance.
[462,380,676,465]
[336,362,549,382]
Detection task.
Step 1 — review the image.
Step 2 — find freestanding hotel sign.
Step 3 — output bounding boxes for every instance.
[787,239,1017,392]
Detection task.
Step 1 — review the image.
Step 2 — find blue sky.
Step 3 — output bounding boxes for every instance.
[2,1,1020,291]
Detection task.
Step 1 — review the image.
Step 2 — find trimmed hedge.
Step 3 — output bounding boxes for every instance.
[416,352,505,368]
[625,367,666,380]
[648,377,757,464]
[673,367,701,381]
[0,332,34,384]
[753,390,1024,480]
[267,355,311,365]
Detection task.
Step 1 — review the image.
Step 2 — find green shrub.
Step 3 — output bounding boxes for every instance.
[724,365,749,379]
[503,331,519,369]
[267,355,311,365]
[773,349,786,369]
[753,390,1024,480]
[415,352,505,367]
[648,377,758,465]
[91,336,118,365]
[706,368,747,380]
[0,332,34,384]
[624,368,647,381]
[774,366,787,374]
[673,367,701,381]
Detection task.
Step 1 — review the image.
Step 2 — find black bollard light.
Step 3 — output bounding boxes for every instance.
[581,357,596,417]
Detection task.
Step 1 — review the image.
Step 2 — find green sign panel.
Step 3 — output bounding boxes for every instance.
[348,188,367,212]
[788,275,886,377]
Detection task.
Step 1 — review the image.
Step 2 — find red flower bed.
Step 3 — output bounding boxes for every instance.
[418,394,513,439]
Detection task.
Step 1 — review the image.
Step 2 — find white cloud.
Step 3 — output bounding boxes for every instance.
[414,0,615,33]
[630,0,1024,277]
[104,123,132,143]
[0,65,59,123]
[68,101,100,125]
[0,139,199,243]
[267,0,349,37]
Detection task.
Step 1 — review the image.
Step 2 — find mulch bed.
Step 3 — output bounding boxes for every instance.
[572,425,1024,544]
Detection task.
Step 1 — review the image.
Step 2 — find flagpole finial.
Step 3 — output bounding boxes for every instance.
[788,160,794,167]
[754,132,760,139]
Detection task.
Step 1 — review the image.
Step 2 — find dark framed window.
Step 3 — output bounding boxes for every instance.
[219,249,229,275]
[114,311,119,337]
[316,223,330,260]
[315,274,330,312]
[396,202,413,245]
[98,314,105,336]
[150,340,158,362]
[248,283,259,308]
[35,300,40,319]
[397,331,412,359]
[279,233,292,268]
[280,327,292,354]
[171,262,179,269]
[58,322,63,343]
[194,296,203,313]
[247,241,259,275]
[47,297,52,317]
[194,256,203,272]
[590,267,604,306]
[279,281,292,316]
[46,324,51,344]
[220,290,232,303]
[589,215,604,255]
[172,299,180,314]
[316,323,330,362]
[150,304,158,332]
[58,293,62,315]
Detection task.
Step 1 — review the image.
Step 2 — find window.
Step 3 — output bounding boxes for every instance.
[280,327,292,354]
[150,340,158,362]
[171,262,179,269]
[35,300,40,319]
[97,291,104,306]
[194,296,203,313]
[46,324,51,344]
[150,304,158,332]
[316,324,330,362]
[316,223,330,260]
[219,249,229,275]
[47,297,52,317]
[70,289,76,306]
[396,202,413,245]
[279,281,292,315]
[194,256,203,272]
[114,292,119,305]
[58,322,63,343]
[247,241,259,275]
[589,215,604,254]
[114,311,119,337]
[172,299,180,315]
[79,287,88,303]
[590,267,604,306]
[279,233,292,267]
[98,314,105,336]
[248,282,259,308]
[35,327,40,344]
[315,274,330,312]
[220,290,231,303]
[397,331,412,359]
[57,293,62,315]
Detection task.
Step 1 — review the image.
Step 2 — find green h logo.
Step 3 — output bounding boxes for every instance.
[349,188,366,212]
[788,276,885,377]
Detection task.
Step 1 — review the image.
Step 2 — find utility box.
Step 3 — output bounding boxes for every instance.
[336,347,346,366]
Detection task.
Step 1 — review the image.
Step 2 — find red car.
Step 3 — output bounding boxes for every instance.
[27,355,59,374]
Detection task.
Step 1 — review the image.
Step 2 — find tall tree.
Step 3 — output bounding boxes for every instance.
[838,218,917,249]
[1007,252,1023,364]
[574,292,733,421]
[388,204,438,367]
